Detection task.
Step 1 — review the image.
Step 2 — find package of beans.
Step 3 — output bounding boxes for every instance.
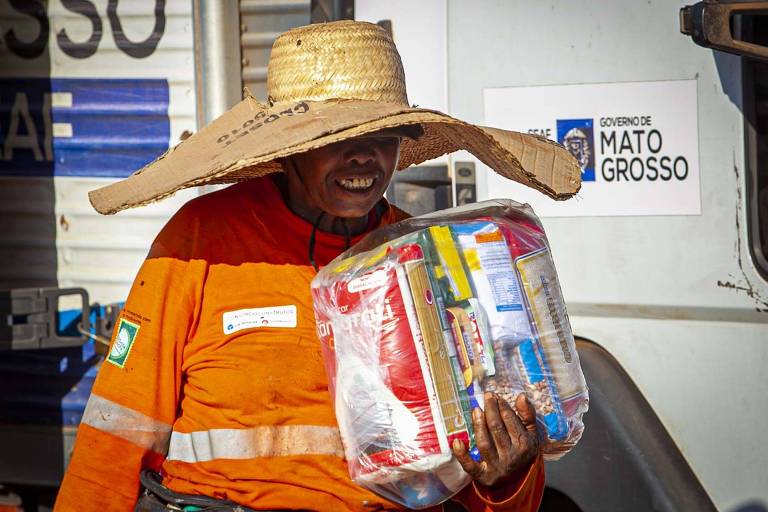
[311,200,589,509]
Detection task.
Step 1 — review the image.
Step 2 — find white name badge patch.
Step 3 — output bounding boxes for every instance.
[223,305,298,334]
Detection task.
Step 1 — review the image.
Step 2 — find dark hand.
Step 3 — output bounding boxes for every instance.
[452,392,540,488]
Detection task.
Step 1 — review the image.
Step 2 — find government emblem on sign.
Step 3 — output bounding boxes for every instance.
[557,119,595,182]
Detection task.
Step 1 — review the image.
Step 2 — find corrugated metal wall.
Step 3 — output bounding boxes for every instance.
[240,0,310,102]
[0,0,198,305]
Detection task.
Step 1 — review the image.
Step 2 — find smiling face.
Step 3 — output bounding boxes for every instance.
[283,131,402,221]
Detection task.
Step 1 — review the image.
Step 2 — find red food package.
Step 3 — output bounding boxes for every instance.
[313,244,469,506]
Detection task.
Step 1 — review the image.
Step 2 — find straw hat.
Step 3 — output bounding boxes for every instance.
[89,20,581,215]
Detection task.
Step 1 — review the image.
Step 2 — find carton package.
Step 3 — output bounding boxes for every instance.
[311,200,588,509]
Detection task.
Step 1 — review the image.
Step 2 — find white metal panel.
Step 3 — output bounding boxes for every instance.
[55,178,197,304]
[0,0,197,305]
[354,0,449,170]
[355,0,447,113]
[446,0,767,509]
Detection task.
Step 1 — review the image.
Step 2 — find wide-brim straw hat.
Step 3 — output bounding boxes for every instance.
[89,20,581,215]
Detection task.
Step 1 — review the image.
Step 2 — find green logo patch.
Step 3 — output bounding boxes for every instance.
[107,318,140,368]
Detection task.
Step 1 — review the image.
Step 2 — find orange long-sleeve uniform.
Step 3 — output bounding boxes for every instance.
[55,176,545,511]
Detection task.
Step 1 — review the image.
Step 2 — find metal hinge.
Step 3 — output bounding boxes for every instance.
[1,287,92,351]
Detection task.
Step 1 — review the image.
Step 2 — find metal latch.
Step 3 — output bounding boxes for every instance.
[680,1,768,61]
[0,287,91,351]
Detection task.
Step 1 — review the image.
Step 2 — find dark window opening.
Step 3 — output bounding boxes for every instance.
[742,14,768,280]
[732,10,768,47]
[385,165,454,216]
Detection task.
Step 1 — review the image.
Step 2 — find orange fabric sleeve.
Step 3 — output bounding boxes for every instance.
[449,456,545,511]
[55,220,207,511]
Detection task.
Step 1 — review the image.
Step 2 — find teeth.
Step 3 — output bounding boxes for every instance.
[338,177,374,190]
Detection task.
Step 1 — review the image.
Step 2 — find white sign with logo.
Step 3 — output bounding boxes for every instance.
[483,80,701,216]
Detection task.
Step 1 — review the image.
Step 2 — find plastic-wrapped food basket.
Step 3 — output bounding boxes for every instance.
[311,200,589,509]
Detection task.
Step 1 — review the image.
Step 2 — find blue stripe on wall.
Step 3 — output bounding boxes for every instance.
[0,78,170,178]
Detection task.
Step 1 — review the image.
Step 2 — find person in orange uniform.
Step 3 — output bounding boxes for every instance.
[56,19,581,512]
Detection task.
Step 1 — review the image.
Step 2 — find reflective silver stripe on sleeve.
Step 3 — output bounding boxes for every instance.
[167,425,345,463]
[81,393,172,454]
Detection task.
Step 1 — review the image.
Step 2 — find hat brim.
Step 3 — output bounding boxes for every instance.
[88,98,581,215]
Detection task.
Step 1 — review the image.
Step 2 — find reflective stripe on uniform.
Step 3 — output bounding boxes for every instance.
[82,393,172,454]
[166,425,345,463]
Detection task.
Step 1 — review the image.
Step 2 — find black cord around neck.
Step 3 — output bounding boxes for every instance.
[308,208,376,270]
[308,211,325,271]
[341,218,351,250]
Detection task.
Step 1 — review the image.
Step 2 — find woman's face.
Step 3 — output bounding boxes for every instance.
[284,132,401,219]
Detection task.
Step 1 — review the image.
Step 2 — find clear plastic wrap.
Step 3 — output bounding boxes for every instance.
[311,200,589,509]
